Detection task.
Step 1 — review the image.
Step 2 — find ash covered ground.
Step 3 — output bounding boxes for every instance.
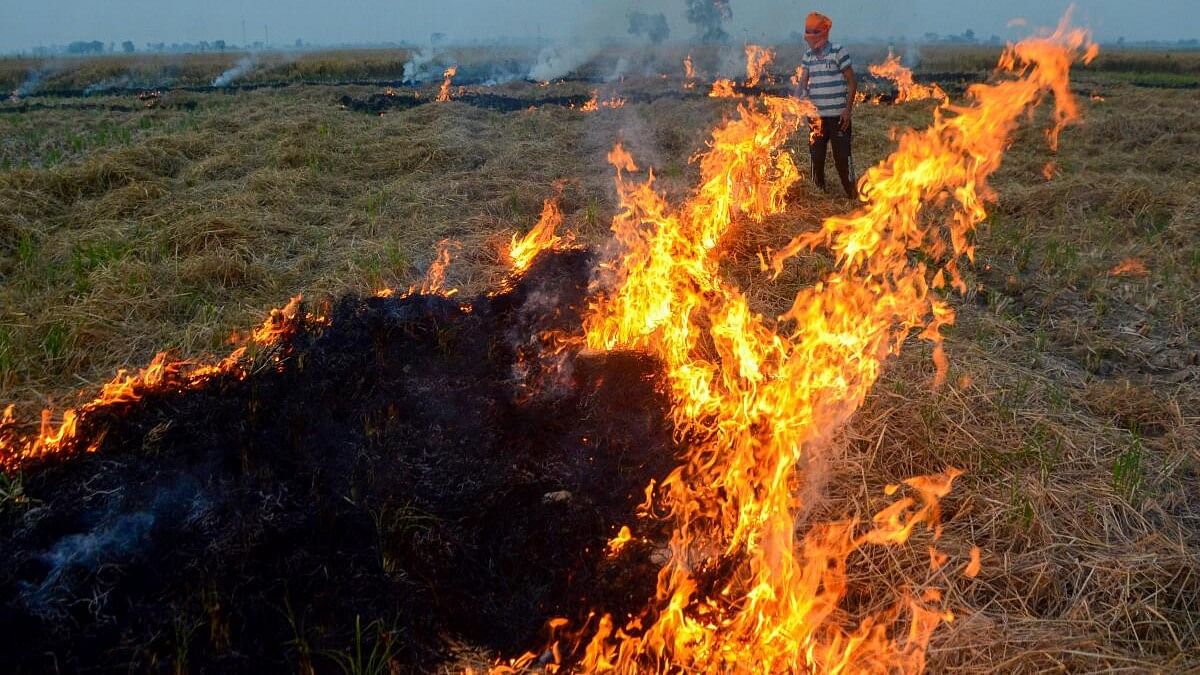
[0,249,677,673]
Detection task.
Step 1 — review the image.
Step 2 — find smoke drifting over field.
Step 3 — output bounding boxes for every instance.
[212,55,258,86]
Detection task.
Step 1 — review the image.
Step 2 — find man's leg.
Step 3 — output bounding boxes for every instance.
[808,118,831,191]
[831,119,858,199]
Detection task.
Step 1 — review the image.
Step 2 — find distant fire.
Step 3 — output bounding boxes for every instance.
[869,49,948,103]
[683,53,696,89]
[437,65,457,102]
[744,44,775,88]
[579,90,626,112]
[708,78,737,98]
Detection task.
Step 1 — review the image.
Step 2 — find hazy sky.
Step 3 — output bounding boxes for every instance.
[2,0,1196,52]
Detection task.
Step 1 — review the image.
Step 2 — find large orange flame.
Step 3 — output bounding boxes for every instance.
[507,15,1095,674]
[1,14,1098,673]
[868,50,948,104]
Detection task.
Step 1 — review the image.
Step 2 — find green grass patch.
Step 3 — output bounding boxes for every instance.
[1112,435,1145,502]
[1104,71,1199,88]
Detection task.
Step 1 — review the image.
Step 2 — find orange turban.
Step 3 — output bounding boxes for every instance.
[806,12,832,34]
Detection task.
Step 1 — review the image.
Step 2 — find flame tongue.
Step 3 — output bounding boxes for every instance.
[570,17,1096,673]
[708,78,737,98]
[437,65,457,102]
[0,295,312,471]
[510,198,569,273]
[744,45,775,88]
[868,49,948,103]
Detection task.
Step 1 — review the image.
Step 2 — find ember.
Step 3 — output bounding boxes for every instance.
[437,65,458,102]
[1109,257,1148,277]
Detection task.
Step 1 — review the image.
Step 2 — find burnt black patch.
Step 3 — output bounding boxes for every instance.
[0,248,677,673]
[338,90,708,115]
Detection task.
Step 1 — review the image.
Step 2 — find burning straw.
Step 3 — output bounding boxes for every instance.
[1,13,1102,675]
[504,14,1098,674]
[868,49,948,104]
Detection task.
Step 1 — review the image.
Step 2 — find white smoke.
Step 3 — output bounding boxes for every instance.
[606,56,630,82]
[482,63,528,86]
[17,476,211,620]
[403,46,439,83]
[904,42,922,68]
[212,55,258,87]
[15,72,42,97]
[21,512,155,618]
[716,45,744,78]
[528,42,599,81]
[84,75,133,95]
[9,64,59,100]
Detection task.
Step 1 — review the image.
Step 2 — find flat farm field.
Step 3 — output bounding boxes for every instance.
[0,45,1197,672]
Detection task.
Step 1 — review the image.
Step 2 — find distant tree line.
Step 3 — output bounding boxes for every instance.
[20,29,1200,59]
[42,39,242,56]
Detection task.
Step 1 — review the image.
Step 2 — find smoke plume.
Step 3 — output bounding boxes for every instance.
[212,55,258,87]
[403,45,439,83]
[628,12,670,45]
[528,42,599,81]
[686,0,733,43]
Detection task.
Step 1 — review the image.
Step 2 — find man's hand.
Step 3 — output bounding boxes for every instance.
[839,108,851,131]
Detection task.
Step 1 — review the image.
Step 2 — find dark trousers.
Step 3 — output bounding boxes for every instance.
[808,116,857,199]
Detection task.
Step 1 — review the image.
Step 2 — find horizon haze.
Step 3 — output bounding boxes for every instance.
[1,1,1198,54]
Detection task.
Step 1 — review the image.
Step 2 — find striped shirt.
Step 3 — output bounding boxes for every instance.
[801,42,852,116]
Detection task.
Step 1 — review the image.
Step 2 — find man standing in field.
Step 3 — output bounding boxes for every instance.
[797,12,859,199]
